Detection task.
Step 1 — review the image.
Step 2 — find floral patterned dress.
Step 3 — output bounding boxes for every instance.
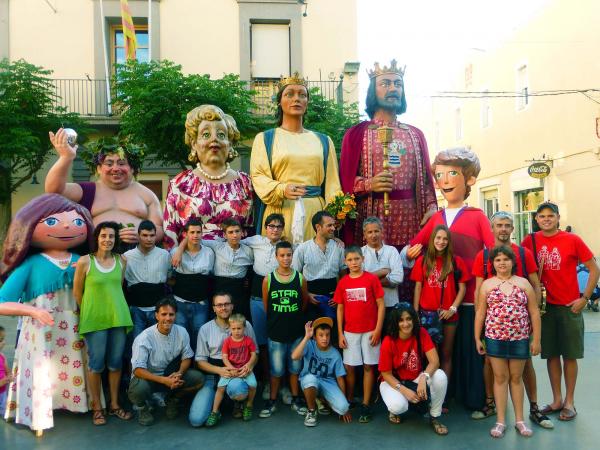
[163,169,254,249]
[3,256,88,431]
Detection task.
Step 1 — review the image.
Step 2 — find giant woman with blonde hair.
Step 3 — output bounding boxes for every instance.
[163,105,254,248]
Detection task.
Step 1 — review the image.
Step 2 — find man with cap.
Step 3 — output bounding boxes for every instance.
[292,317,351,427]
[521,201,599,422]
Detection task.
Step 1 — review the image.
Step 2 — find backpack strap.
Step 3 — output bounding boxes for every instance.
[530,233,538,265]
[483,248,489,279]
[518,246,528,278]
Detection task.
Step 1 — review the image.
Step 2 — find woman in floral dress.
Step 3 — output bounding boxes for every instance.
[163,104,253,249]
[0,194,94,434]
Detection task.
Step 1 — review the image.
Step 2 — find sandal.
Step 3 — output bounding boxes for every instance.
[92,409,106,426]
[430,417,448,435]
[109,407,133,421]
[515,421,533,437]
[388,412,401,424]
[559,407,577,421]
[489,422,506,438]
[471,397,496,420]
[540,403,562,415]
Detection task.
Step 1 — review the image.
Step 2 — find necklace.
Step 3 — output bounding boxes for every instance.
[276,268,292,277]
[196,163,230,180]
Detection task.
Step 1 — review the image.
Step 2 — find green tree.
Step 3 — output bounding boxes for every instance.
[0,59,89,246]
[304,87,359,152]
[114,60,264,169]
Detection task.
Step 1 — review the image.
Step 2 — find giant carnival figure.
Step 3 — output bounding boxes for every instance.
[163,105,254,248]
[339,60,438,298]
[0,194,95,436]
[408,147,494,412]
[251,73,341,244]
[47,129,163,249]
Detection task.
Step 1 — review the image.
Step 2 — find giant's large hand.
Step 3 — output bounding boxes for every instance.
[49,128,77,160]
[370,171,393,193]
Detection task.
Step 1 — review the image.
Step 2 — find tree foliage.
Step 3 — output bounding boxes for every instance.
[0,58,89,202]
[114,60,264,169]
[304,88,359,152]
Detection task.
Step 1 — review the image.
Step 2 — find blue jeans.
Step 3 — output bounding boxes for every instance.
[84,327,127,373]
[268,337,303,377]
[175,301,208,351]
[189,374,250,427]
[130,307,157,340]
[250,296,267,346]
[300,374,349,415]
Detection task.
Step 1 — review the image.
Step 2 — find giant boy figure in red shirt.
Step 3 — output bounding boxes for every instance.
[521,202,599,422]
[408,147,494,411]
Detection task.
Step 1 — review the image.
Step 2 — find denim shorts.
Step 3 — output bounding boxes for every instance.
[268,337,303,377]
[485,337,530,360]
[84,327,127,373]
[217,372,257,389]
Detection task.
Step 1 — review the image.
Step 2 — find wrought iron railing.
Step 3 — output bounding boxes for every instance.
[50,78,344,118]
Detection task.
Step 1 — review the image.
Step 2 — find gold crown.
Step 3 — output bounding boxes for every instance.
[367,59,406,79]
[278,72,308,90]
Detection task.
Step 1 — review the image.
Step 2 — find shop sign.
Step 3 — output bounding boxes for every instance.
[528,162,551,179]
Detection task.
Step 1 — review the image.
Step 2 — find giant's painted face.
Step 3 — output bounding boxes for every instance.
[31,210,88,250]
[433,164,475,208]
[191,119,230,168]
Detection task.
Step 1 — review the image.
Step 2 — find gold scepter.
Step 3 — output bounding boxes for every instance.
[376,125,394,216]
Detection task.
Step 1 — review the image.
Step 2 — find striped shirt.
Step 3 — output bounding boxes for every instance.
[124,246,171,285]
[131,324,194,376]
[241,235,280,276]
[195,319,258,362]
[362,244,404,307]
[292,238,345,281]
[201,240,253,278]
[169,246,214,275]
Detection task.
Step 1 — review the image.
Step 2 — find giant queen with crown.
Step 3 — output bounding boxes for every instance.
[340,60,438,294]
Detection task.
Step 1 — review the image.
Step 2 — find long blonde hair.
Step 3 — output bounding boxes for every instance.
[424,224,454,281]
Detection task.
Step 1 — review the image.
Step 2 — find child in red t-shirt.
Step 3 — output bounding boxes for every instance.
[334,245,385,423]
[207,314,258,426]
[411,224,468,384]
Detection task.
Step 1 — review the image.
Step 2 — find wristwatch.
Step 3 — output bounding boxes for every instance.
[420,372,430,381]
[395,383,402,391]
[449,305,457,314]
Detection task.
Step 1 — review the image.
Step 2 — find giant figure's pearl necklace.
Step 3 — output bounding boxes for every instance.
[196,163,230,180]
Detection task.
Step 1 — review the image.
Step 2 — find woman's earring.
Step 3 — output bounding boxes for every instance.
[188,151,197,163]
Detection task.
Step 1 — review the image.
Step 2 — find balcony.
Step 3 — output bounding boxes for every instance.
[50,78,344,118]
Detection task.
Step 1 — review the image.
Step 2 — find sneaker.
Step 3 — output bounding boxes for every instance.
[136,404,154,426]
[316,398,331,415]
[592,302,600,312]
[262,384,271,401]
[358,404,373,423]
[205,411,221,427]
[259,400,277,418]
[304,409,318,427]
[165,396,180,420]
[242,405,253,421]
[280,387,293,405]
[232,401,243,419]
[529,405,554,429]
[291,397,307,415]
[151,391,167,408]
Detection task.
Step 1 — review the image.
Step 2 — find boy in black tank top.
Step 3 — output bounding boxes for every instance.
[259,241,309,418]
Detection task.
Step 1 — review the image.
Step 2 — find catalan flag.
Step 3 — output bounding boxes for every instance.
[120,0,137,60]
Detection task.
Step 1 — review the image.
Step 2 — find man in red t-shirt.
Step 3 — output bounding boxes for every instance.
[472,211,552,428]
[521,202,599,422]
[334,245,385,423]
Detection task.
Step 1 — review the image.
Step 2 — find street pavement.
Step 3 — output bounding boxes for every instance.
[1,311,600,450]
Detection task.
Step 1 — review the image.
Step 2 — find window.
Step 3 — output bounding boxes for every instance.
[513,188,543,242]
[111,25,149,70]
[455,107,462,141]
[482,189,499,218]
[481,89,491,128]
[250,23,290,79]
[516,64,529,110]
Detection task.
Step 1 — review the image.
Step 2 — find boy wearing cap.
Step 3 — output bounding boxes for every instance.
[292,318,351,427]
[521,202,599,422]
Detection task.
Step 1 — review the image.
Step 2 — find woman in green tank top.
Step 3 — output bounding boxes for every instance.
[73,221,133,426]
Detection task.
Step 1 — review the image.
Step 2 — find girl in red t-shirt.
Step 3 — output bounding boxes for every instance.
[411,225,468,385]
[378,304,448,435]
